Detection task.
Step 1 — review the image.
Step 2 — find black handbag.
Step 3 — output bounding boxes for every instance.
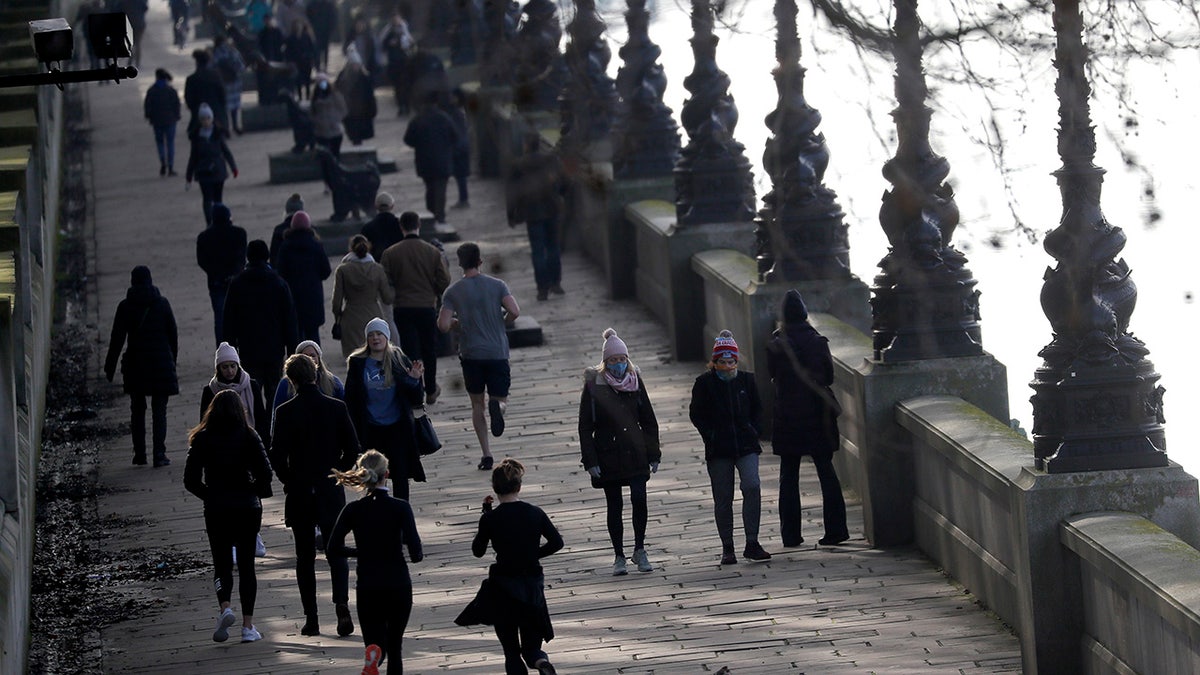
[414,407,441,456]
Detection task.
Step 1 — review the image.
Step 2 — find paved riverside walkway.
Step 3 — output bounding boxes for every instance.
[84,6,1021,674]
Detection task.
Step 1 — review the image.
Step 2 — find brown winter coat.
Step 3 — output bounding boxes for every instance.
[379,234,450,308]
[331,256,394,359]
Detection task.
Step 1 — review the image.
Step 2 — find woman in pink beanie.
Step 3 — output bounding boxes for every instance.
[578,327,662,576]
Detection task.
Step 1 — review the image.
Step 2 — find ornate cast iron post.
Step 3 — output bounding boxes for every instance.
[613,0,680,179]
[1030,0,1167,472]
[673,0,755,226]
[869,0,982,362]
[757,0,850,283]
[511,0,564,112]
[560,0,617,154]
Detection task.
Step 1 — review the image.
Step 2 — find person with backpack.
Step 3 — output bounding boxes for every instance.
[577,327,661,576]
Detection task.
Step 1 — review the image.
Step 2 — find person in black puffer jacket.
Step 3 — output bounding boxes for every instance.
[689,330,770,565]
[766,289,849,548]
[222,239,299,397]
[578,328,660,577]
[276,211,332,345]
[104,266,179,467]
[184,102,238,227]
[195,203,246,346]
[185,389,274,644]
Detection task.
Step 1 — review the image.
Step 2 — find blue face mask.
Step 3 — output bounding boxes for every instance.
[716,368,737,381]
[606,362,628,377]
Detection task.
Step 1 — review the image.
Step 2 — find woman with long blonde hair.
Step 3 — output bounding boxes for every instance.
[327,450,423,675]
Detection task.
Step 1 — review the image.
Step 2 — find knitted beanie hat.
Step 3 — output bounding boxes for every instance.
[285,193,304,214]
[375,192,395,210]
[295,340,321,358]
[198,102,214,120]
[214,341,240,367]
[601,327,628,361]
[290,210,312,230]
[365,317,390,341]
[712,330,738,362]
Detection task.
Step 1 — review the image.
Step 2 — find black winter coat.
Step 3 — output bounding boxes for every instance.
[184,426,273,511]
[343,353,424,467]
[360,212,403,258]
[222,261,299,369]
[403,106,460,179]
[578,367,660,488]
[268,215,293,270]
[104,284,179,396]
[200,377,272,449]
[143,80,181,127]
[195,221,247,291]
[689,370,762,460]
[269,384,360,526]
[766,322,840,459]
[183,67,228,130]
[277,228,332,329]
[185,126,237,183]
[507,149,564,225]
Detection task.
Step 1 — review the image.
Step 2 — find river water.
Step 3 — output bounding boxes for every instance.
[580,0,1200,475]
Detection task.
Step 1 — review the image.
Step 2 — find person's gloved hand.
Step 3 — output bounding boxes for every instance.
[232,168,239,178]
[650,462,659,474]
[587,466,602,479]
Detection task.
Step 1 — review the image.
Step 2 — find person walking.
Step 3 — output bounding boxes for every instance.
[446,88,471,208]
[184,103,238,227]
[245,0,270,35]
[379,12,414,116]
[305,0,338,72]
[311,72,348,157]
[360,192,403,260]
[276,211,332,345]
[507,132,565,301]
[270,340,346,420]
[284,18,318,100]
[270,353,360,638]
[257,14,286,62]
[342,14,380,80]
[332,235,394,360]
[689,330,771,565]
[578,327,661,576]
[344,318,426,501]
[437,243,519,470]
[327,449,424,675]
[380,211,450,404]
[269,193,306,269]
[404,96,460,225]
[222,239,299,397]
[337,45,377,145]
[104,266,179,468]
[195,203,246,346]
[766,289,849,547]
[185,389,274,644]
[184,48,228,133]
[458,459,562,675]
[212,35,247,134]
[143,68,182,177]
[200,341,272,447]
[168,0,190,49]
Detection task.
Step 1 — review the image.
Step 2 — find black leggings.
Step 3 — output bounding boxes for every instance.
[603,478,648,556]
[358,585,413,674]
[204,506,262,615]
[292,508,350,616]
[495,614,548,675]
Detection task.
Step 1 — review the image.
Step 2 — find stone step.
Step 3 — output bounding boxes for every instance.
[0,145,29,193]
[0,109,37,146]
[0,87,36,112]
[240,102,292,132]
[506,314,543,348]
[267,147,397,184]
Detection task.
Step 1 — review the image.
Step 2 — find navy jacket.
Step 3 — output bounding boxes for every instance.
[277,228,332,329]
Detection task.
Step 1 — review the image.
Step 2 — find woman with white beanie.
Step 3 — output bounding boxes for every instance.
[344,318,427,501]
[578,327,661,576]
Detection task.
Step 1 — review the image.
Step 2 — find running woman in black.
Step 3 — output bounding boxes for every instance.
[464,459,563,675]
[326,450,423,675]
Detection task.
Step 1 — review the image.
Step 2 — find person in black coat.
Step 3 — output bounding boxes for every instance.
[257,15,286,62]
[196,203,247,345]
[689,330,770,565]
[222,240,299,397]
[765,289,849,547]
[344,318,426,502]
[104,266,179,467]
[276,211,332,345]
[327,449,423,675]
[184,48,228,132]
[507,132,565,301]
[578,328,661,576]
[403,98,461,224]
[144,68,182,176]
[305,0,338,72]
[269,193,305,269]
[446,87,471,207]
[185,103,238,227]
[270,354,361,638]
[359,192,403,258]
[185,389,274,644]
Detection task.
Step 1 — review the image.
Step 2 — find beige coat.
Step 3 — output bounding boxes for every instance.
[331,256,394,360]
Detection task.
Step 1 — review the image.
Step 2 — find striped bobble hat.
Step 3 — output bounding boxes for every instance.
[712,330,738,361]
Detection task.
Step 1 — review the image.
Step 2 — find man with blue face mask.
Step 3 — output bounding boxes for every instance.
[689,330,770,565]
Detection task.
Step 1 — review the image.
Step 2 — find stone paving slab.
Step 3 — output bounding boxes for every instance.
[76,4,1024,674]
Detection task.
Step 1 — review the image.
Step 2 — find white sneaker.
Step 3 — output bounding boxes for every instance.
[255,534,267,558]
[213,607,236,642]
[241,625,262,642]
